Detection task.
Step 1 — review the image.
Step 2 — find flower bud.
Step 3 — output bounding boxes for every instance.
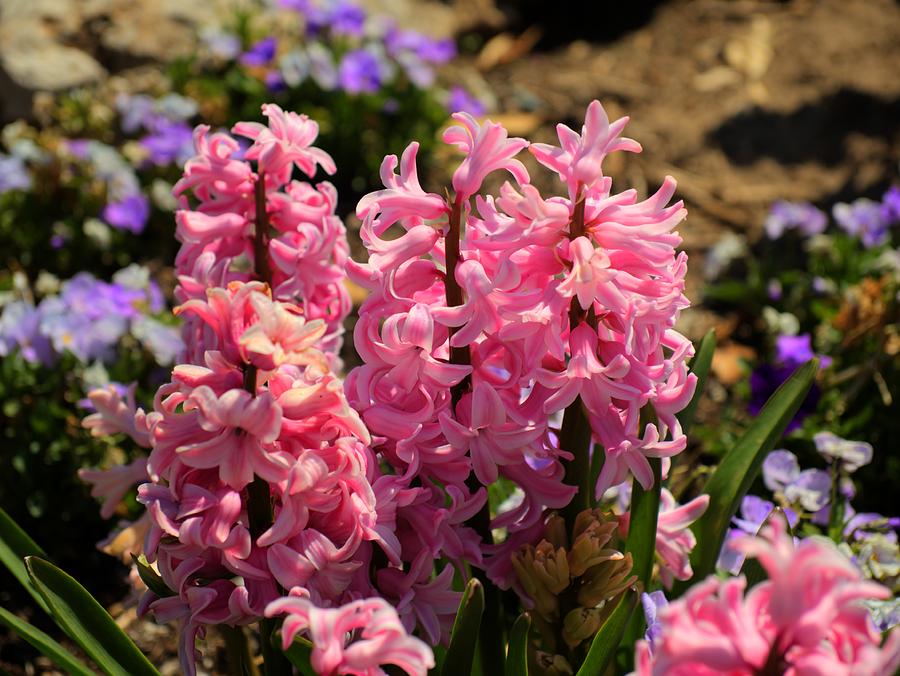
[562,606,604,648]
[568,512,622,577]
[577,553,637,608]
[532,541,571,594]
[512,545,559,619]
[534,651,574,676]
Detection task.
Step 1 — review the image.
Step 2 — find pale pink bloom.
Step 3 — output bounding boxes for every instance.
[635,516,900,675]
[267,529,362,601]
[238,292,327,371]
[168,386,287,488]
[356,142,447,231]
[618,489,708,589]
[82,382,151,447]
[79,458,149,519]
[173,125,255,215]
[530,99,640,199]
[233,103,336,179]
[266,594,435,676]
[442,112,529,200]
[557,236,617,310]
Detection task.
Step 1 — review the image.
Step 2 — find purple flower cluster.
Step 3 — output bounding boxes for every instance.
[116,93,197,168]
[749,333,830,431]
[764,200,827,239]
[0,267,181,367]
[718,434,898,577]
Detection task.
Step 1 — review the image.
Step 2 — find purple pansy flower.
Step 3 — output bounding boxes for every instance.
[0,301,54,366]
[880,185,900,225]
[764,200,827,239]
[762,449,801,492]
[641,591,668,653]
[102,193,150,234]
[833,198,889,248]
[447,86,486,116]
[339,48,384,93]
[240,37,278,67]
[330,1,366,36]
[140,118,195,167]
[813,431,873,473]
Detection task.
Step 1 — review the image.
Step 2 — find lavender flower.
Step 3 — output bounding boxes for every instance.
[813,432,873,473]
[641,591,668,653]
[330,1,366,37]
[339,48,386,93]
[0,154,31,194]
[131,316,183,365]
[764,200,827,239]
[240,37,278,67]
[101,193,150,234]
[0,301,54,365]
[762,449,800,492]
[784,469,832,512]
[201,27,242,60]
[116,94,156,134]
[881,185,900,224]
[833,198,889,248]
[718,495,799,573]
[140,118,195,167]
[447,86,486,116]
[385,27,455,63]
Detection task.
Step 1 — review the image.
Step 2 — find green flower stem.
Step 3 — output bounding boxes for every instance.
[221,625,261,676]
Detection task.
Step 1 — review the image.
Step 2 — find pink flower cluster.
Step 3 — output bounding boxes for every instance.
[83,105,433,675]
[635,517,900,675]
[346,100,695,589]
[174,103,349,362]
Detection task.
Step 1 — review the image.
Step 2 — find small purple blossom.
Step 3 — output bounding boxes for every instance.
[813,431,873,473]
[140,118,195,167]
[881,185,900,224]
[784,468,831,512]
[764,200,827,239]
[0,154,31,194]
[102,193,150,234]
[447,86,486,116]
[641,591,668,653]
[718,496,799,573]
[833,198,889,248]
[330,1,366,37]
[201,27,242,60]
[762,449,800,492]
[240,37,278,67]
[339,48,384,94]
[0,301,54,365]
[385,27,455,63]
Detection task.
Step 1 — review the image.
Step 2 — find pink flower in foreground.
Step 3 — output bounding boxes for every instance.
[233,103,336,179]
[635,516,900,675]
[267,594,435,676]
[442,112,529,200]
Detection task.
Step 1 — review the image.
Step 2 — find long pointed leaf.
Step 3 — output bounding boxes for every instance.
[684,359,818,585]
[441,578,484,676]
[25,557,159,676]
[0,506,49,613]
[131,554,174,598]
[505,612,530,676]
[677,329,716,435]
[575,587,640,676]
[624,458,662,588]
[0,606,94,676]
[281,637,317,676]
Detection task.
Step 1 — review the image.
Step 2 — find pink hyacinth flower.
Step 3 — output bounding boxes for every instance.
[442,112,529,200]
[233,103,336,179]
[266,594,435,676]
[79,458,149,519]
[635,514,900,675]
[530,99,641,199]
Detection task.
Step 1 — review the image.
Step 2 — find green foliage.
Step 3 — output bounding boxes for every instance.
[441,578,485,676]
[505,613,530,676]
[575,588,640,676]
[0,607,94,676]
[25,556,159,676]
[683,359,818,586]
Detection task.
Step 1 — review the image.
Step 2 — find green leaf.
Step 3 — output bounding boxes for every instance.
[0,505,49,613]
[505,613,530,676]
[281,637,317,676]
[441,578,484,676]
[25,557,159,676]
[683,359,818,585]
[0,606,94,676]
[575,587,640,676]
[677,330,716,435]
[131,554,174,598]
[624,458,662,589]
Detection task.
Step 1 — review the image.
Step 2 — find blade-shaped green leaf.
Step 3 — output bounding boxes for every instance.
[441,578,484,676]
[677,329,716,435]
[684,359,818,584]
[575,587,640,676]
[505,612,530,676]
[624,458,662,588]
[281,637,317,676]
[0,506,49,613]
[0,606,94,676]
[131,554,174,598]
[25,557,159,676]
